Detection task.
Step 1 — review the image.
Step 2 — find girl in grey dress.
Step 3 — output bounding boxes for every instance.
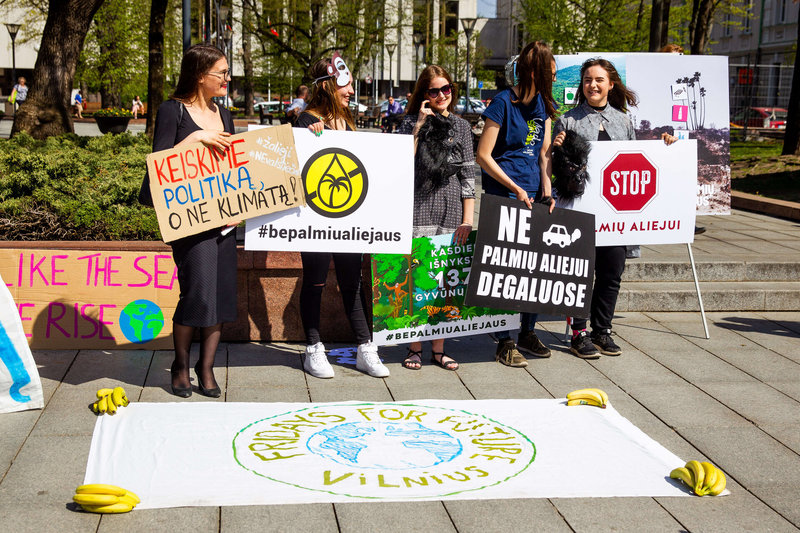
[396,65,476,371]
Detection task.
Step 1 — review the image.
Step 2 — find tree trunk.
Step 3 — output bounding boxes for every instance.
[649,0,671,51]
[242,0,255,117]
[782,22,800,154]
[690,0,715,54]
[11,0,106,139]
[146,0,169,137]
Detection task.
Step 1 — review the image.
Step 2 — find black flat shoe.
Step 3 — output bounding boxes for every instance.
[170,361,192,398]
[194,363,221,398]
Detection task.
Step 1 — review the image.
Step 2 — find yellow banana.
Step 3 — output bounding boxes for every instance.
[701,461,718,492]
[669,467,694,489]
[73,493,120,506]
[79,502,134,514]
[686,460,705,495]
[75,484,128,497]
[707,468,727,496]
[96,397,108,414]
[586,388,609,404]
[119,492,140,506]
[566,389,606,408]
[106,398,117,415]
[567,398,604,407]
[112,387,128,407]
[96,388,114,399]
[91,402,99,414]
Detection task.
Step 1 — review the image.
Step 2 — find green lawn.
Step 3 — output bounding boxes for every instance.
[730,140,800,203]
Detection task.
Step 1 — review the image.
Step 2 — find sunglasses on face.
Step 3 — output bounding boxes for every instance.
[426,84,452,98]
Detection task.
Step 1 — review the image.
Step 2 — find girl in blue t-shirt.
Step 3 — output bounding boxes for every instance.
[476,40,557,368]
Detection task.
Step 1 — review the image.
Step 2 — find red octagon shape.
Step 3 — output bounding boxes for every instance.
[601,152,658,212]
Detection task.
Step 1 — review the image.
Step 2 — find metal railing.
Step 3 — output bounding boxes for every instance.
[729,62,793,137]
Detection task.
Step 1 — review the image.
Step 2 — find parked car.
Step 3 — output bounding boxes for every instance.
[234,95,268,110]
[731,107,787,129]
[455,97,486,114]
[349,101,368,114]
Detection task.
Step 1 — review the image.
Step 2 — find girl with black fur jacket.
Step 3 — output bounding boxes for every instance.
[396,65,476,371]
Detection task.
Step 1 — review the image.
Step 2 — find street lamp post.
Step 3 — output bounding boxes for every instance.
[460,18,477,113]
[386,43,396,98]
[412,32,423,80]
[5,23,20,115]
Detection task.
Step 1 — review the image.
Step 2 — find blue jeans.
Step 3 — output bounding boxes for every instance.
[496,313,538,341]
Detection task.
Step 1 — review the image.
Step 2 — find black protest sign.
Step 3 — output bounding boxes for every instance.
[464,195,595,317]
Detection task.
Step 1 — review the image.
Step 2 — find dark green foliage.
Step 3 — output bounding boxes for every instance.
[0,132,161,240]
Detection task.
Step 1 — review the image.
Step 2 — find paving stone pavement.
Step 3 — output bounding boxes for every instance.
[1,211,799,532]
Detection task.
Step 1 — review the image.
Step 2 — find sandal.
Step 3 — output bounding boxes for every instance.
[431,351,458,371]
[403,348,422,370]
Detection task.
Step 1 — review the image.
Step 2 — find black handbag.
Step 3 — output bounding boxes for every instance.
[138,102,184,207]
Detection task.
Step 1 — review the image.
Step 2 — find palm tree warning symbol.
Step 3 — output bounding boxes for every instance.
[301,148,369,218]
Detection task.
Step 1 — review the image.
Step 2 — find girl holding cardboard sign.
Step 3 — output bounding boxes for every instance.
[295,54,390,380]
[151,44,237,398]
[476,41,557,368]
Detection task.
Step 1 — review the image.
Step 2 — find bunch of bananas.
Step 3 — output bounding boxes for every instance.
[73,484,139,513]
[670,460,727,496]
[91,387,129,415]
[566,388,608,408]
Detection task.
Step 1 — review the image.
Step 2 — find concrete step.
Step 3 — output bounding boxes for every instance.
[616,281,800,311]
[623,256,800,282]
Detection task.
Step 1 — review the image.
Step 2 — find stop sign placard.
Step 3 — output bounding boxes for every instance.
[601,152,658,212]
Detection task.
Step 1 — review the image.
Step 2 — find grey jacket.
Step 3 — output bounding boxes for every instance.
[554,101,636,141]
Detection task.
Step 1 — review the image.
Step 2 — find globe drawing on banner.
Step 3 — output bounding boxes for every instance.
[119,299,164,344]
[306,421,462,470]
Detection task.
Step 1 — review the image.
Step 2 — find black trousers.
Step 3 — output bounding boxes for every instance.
[300,252,371,346]
[572,245,626,332]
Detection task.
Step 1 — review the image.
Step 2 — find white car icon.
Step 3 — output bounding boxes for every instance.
[543,224,580,248]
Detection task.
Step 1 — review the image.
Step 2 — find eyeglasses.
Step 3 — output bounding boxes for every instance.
[426,84,452,98]
[207,69,231,79]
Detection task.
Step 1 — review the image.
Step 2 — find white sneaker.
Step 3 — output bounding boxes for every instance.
[356,341,390,377]
[303,342,334,378]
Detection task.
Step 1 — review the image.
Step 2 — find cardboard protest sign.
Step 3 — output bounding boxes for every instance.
[0,248,178,349]
[371,232,520,346]
[554,53,730,215]
[147,125,304,243]
[245,128,413,254]
[566,140,697,246]
[465,197,595,317]
[0,274,44,414]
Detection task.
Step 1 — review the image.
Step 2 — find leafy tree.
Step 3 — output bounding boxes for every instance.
[11,0,107,139]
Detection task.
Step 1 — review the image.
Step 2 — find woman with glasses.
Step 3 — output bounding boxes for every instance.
[395,65,475,371]
[294,53,390,380]
[476,40,557,368]
[149,44,236,398]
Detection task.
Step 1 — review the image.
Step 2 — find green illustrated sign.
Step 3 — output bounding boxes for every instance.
[371,232,519,345]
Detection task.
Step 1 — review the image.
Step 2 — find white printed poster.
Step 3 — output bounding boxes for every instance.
[567,140,697,246]
[554,54,730,215]
[245,128,414,254]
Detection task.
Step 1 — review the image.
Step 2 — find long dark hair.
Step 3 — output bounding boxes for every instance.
[305,58,356,130]
[577,58,638,112]
[171,44,226,102]
[513,41,556,119]
[406,65,457,115]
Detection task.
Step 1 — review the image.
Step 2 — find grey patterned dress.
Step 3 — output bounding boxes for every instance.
[398,113,476,237]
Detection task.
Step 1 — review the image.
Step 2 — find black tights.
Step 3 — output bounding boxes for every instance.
[171,323,222,390]
[300,252,371,346]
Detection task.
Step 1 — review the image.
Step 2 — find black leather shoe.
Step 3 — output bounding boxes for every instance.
[194,363,221,398]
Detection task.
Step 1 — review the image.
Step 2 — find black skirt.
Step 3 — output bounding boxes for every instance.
[170,228,238,327]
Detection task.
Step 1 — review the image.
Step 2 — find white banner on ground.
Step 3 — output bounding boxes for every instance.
[84,399,696,508]
[245,128,414,254]
[0,274,44,414]
[566,140,697,246]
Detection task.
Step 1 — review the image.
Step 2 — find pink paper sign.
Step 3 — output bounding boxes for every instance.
[672,105,689,122]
